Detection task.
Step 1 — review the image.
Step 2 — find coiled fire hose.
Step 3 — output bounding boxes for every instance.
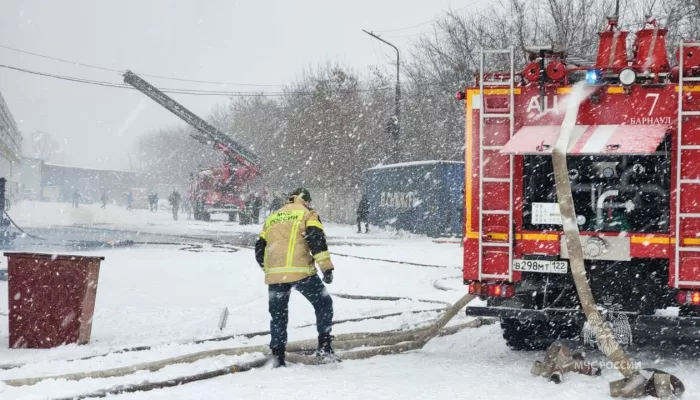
[550,83,684,398]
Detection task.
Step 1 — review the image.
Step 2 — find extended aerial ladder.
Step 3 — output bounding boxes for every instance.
[123,71,261,220]
[123,71,259,171]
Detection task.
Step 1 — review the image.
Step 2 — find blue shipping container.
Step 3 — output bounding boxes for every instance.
[362,161,464,237]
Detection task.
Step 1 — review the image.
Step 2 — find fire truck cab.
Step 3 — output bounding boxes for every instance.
[189,156,258,222]
[462,16,700,350]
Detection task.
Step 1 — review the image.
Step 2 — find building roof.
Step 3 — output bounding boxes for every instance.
[43,162,138,175]
[366,160,464,171]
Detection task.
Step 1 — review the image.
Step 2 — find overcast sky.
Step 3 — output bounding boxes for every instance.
[0,0,483,170]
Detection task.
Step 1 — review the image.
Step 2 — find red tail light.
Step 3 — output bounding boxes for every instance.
[468,281,486,296]
[489,284,502,297]
[505,284,515,298]
[677,290,700,305]
[468,281,515,298]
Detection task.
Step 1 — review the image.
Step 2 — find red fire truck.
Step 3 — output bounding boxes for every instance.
[124,71,260,222]
[461,16,700,350]
[187,149,258,222]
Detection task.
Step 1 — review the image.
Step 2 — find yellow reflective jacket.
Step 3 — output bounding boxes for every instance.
[257,195,333,284]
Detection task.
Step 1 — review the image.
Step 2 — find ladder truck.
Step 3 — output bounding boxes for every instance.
[123,71,260,221]
[458,15,700,351]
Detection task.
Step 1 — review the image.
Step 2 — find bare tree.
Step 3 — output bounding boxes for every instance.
[24,131,64,163]
[134,0,700,192]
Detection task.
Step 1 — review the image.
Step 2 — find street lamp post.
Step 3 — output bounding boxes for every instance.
[362,29,400,163]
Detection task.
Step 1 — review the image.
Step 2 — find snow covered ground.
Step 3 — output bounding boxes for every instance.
[0,201,699,399]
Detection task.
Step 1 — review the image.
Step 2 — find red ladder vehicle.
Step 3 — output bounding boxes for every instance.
[124,71,260,221]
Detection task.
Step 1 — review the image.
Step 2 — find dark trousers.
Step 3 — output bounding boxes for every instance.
[357,216,368,232]
[268,275,333,349]
[252,209,260,224]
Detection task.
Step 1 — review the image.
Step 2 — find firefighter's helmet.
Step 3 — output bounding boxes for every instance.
[291,188,312,203]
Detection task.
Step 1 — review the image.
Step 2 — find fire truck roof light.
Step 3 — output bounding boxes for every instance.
[586,69,602,84]
[455,91,466,101]
[619,68,637,85]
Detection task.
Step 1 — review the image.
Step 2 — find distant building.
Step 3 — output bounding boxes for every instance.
[17,157,43,200]
[0,92,23,198]
[41,163,145,205]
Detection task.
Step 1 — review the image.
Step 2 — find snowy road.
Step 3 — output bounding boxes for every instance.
[0,201,699,399]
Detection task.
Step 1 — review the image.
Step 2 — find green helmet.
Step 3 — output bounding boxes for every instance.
[291,188,312,202]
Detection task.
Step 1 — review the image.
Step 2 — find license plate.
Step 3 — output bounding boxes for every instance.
[513,259,568,274]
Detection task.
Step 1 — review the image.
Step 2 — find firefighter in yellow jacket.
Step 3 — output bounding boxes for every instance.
[255,188,338,367]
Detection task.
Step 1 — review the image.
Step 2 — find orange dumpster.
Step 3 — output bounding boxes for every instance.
[4,253,104,349]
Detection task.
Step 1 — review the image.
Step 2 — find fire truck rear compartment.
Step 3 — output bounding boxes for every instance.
[523,152,670,233]
[469,149,700,349]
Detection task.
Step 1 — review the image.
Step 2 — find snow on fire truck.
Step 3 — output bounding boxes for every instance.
[124,71,260,222]
[460,15,700,351]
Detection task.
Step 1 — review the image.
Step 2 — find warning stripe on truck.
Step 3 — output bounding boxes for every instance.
[470,232,700,246]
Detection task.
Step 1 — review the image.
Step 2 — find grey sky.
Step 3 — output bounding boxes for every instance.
[0,0,478,170]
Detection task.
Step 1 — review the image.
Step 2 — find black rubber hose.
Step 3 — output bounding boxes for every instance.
[3,211,47,240]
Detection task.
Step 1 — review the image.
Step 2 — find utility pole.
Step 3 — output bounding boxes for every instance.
[362,29,400,163]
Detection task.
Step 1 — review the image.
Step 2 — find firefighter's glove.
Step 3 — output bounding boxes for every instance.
[322,269,334,284]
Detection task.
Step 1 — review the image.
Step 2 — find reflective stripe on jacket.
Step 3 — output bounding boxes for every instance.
[258,196,332,284]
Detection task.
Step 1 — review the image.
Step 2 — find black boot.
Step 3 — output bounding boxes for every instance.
[270,347,286,368]
[315,334,341,363]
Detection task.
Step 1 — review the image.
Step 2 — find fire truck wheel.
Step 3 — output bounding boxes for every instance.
[202,212,211,222]
[228,212,236,222]
[500,318,549,351]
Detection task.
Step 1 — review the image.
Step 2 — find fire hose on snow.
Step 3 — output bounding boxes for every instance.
[0,292,450,371]
[533,82,685,398]
[0,232,459,374]
[3,293,483,398]
[51,316,487,400]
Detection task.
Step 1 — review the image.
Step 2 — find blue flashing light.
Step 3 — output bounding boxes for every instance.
[586,69,602,84]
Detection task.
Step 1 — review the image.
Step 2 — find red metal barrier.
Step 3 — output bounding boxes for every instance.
[5,253,104,349]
